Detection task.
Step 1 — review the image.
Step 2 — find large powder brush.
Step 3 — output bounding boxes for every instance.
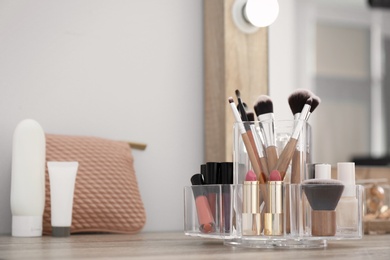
[302,179,344,236]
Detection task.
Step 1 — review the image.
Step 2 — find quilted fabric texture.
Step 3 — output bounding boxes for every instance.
[43,134,146,234]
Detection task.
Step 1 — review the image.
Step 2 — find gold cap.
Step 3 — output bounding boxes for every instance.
[243,181,260,213]
[242,213,261,236]
[264,181,284,235]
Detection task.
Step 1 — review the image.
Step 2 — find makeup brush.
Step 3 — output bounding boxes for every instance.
[246,109,269,179]
[302,176,344,236]
[253,95,278,171]
[235,91,268,182]
[288,91,321,184]
[228,97,265,184]
[275,98,312,180]
[288,89,312,120]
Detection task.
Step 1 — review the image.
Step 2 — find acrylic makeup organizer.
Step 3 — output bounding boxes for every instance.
[184,121,364,249]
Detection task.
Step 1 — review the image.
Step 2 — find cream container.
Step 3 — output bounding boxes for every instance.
[11,119,46,237]
[47,161,79,237]
[336,162,358,233]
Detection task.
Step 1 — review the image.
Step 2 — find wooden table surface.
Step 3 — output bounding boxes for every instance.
[1,232,390,259]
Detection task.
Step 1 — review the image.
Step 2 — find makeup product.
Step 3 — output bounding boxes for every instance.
[288,91,321,184]
[11,119,46,237]
[254,95,278,171]
[235,91,268,181]
[336,162,358,233]
[264,179,284,236]
[221,162,233,233]
[315,163,331,179]
[48,161,78,237]
[204,162,220,220]
[246,111,269,179]
[242,170,261,235]
[269,170,282,181]
[288,89,312,184]
[229,97,265,183]
[190,174,216,234]
[275,98,312,180]
[302,176,344,237]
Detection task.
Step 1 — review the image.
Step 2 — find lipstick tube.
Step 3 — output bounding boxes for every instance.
[264,181,284,236]
[242,181,261,235]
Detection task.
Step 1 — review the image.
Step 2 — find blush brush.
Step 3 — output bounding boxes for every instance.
[275,98,312,180]
[288,90,321,184]
[254,95,278,171]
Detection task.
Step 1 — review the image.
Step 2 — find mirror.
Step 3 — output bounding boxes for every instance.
[294,0,390,166]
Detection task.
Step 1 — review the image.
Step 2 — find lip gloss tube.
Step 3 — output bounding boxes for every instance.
[191,174,216,234]
[221,162,233,233]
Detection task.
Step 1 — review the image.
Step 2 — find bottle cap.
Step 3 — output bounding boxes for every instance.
[337,162,356,197]
[315,164,331,179]
[52,226,71,237]
[12,216,42,237]
[204,162,220,184]
[220,162,233,184]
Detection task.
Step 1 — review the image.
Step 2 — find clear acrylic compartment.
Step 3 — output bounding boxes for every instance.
[184,184,364,248]
[184,184,240,239]
[184,120,363,248]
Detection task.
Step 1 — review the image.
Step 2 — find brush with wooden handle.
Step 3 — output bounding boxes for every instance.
[276,98,312,180]
[246,110,269,180]
[236,90,269,182]
[228,97,266,184]
[253,95,278,171]
[288,90,320,184]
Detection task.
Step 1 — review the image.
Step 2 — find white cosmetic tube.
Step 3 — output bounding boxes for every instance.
[11,119,46,237]
[47,161,79,237]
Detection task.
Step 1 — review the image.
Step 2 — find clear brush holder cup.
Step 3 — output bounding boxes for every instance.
[233,120,311,185]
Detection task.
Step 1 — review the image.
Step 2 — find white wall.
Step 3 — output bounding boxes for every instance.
[0,0,203,234]
[269,0,298,120]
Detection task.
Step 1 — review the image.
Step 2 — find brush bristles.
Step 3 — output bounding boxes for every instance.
[310,95,321,113]
[235,89,241,98]
[228,97,234,103]
[246,112,255,121]
[253,95,273,116]
[288,89,312,115]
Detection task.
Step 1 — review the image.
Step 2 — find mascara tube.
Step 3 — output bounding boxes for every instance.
[191,174,216,234]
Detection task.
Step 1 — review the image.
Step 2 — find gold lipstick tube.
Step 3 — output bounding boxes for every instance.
[242,181,261,235]
[264,181,284,236]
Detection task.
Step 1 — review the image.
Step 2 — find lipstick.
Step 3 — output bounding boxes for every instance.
[190,174,216,233]
[242,170,261,235]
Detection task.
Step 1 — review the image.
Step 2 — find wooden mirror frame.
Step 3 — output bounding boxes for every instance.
[204,0,269,162]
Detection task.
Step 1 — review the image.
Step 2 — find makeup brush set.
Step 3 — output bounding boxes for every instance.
[184,89,364,248]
